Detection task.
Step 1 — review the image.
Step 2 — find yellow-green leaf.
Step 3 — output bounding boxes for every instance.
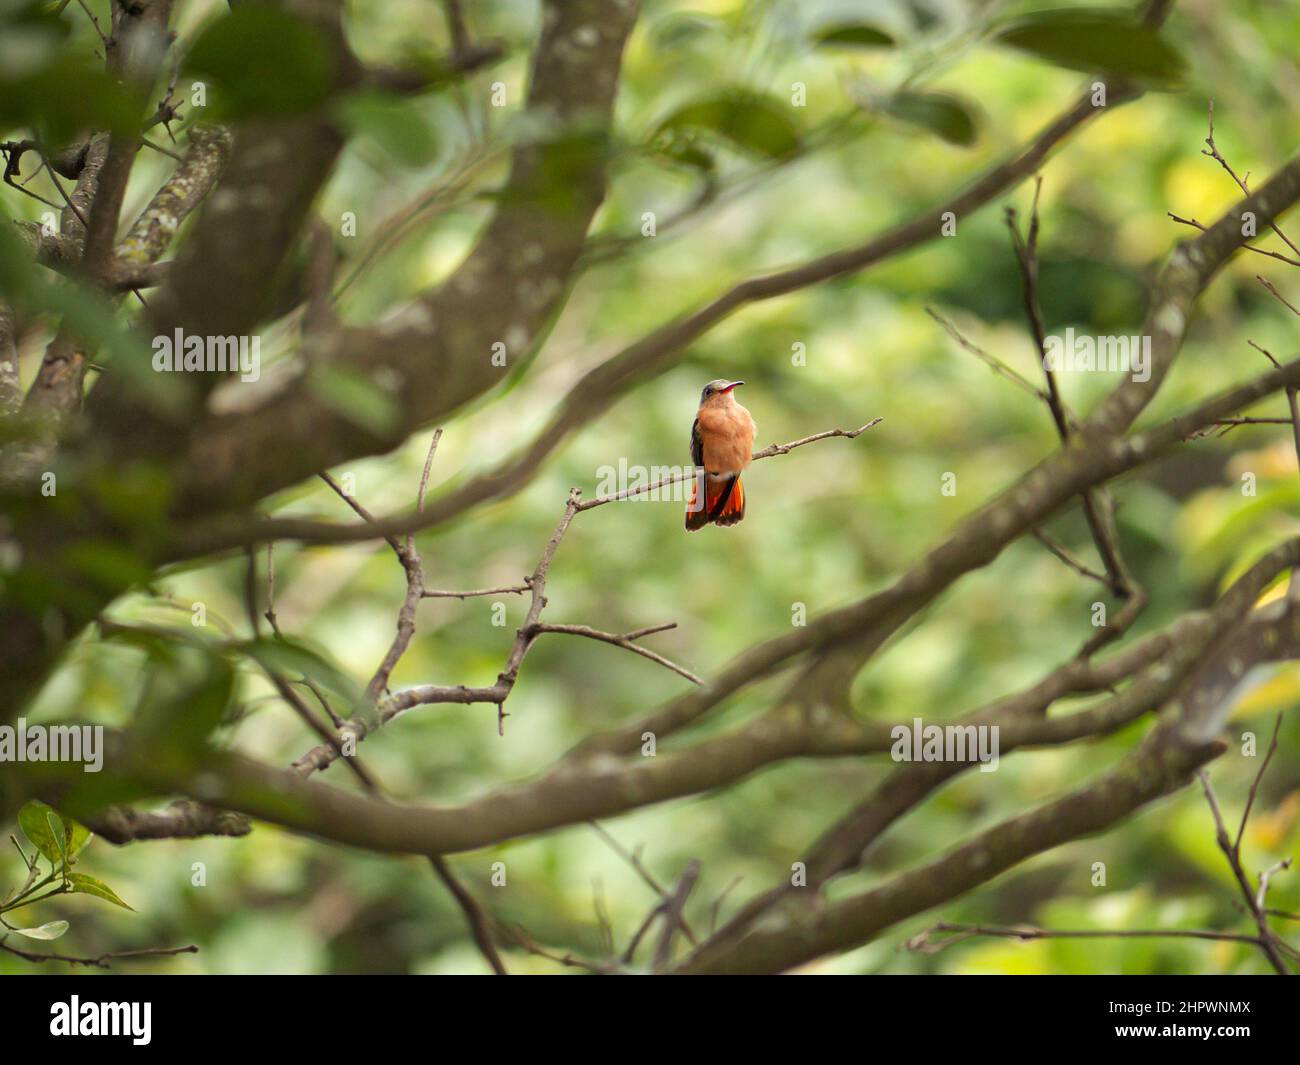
[884,91,978,147]
[17,800,92,867]
[814,23,896,49]
[995,9,1187,84]
[68,872,134,911]
[18,800,60,864]
[653,91,801,160]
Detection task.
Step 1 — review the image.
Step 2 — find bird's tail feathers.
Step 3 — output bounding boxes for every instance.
[685,474,745,531]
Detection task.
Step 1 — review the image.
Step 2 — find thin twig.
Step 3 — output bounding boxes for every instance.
[75,0,110,46]
[0,937,197,970]
[652,861,701,971]
[428,855,509,975]
[1007,185,1137,610]
[1198,768,1290,975]
[927,307,1049,402]
[1168,213,1300,268]
[1203,100,1300,260]
[907,922,1273,955]
[422,582,532,599]
[1032,528,1111,588]
[1235,714,1282,853]
[529,622,701,685]
[589,821,697,947]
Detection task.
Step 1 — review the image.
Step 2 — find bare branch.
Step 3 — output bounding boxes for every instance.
[0,937,197,970]
[1198,769,1291,975]
[528,623,702,686]
[907,922,1271,955]
[652,861,701,971]
[86,801,251,844]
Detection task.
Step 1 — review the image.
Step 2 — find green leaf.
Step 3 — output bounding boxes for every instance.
[0,62,139,144]
[185,6,336,118]
[89,462,176,534]
[239,637,364,714]
[994,9,1187,84]
[0,3,69,80]
[0,1,136,141]
[66,819,93,861]
[18,800,60,864]
[17,801,92,869]
[0,227,157,392]
[903,1,943,33]
[653,91,801,161]
[306,362,402,437]
[391,44,505,90]
[10,920,69,941]
[46,810,67,867]
[650,13,730,52]
[42,809,92,865]
[61,541,155,593]
[884,91,978,146]
[814,23,896,49]
[68,873,134,911]
[335,91,439,167]
[132,657,235,757]
[650,138,716,176]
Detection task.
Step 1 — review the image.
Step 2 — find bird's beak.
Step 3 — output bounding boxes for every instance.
[723,380,745,393]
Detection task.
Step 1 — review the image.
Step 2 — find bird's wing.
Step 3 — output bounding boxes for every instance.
[690,416,703,468]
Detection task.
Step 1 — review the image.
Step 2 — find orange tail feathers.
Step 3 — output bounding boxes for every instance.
[685,476,708,531]
[685,474,745,531]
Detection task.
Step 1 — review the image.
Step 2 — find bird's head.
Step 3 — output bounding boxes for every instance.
[700,379,744,407]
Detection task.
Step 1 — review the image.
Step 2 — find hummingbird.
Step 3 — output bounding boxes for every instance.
[685,379,755,531]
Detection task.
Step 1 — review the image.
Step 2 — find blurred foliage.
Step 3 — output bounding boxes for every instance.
[2,0,1300,974]
[184,5,336,119]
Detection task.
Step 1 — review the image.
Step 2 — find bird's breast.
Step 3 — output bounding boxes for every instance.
[698,403,756,474]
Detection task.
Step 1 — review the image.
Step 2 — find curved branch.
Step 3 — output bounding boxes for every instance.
[178,0,643,510]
